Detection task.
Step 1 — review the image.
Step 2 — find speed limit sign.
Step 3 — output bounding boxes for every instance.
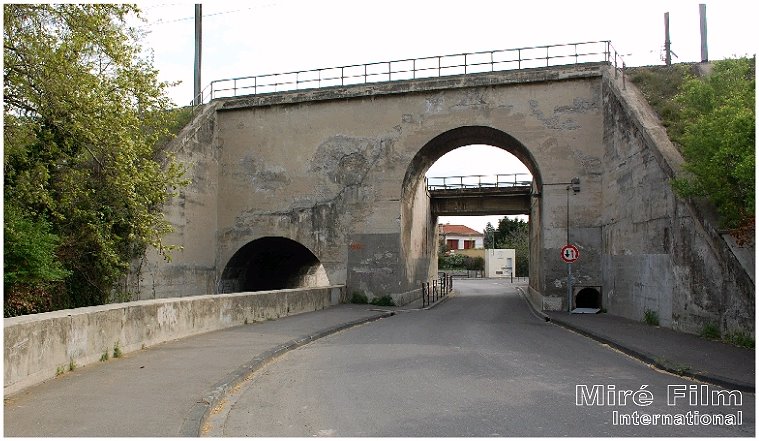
[561,244,580,263]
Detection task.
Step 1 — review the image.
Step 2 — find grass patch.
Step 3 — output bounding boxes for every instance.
[68,359,76,372]
[643,309,659,326]
[100,351,109,362]
[724,331,755,349]
[700,323,721,340]
[113,341,122,359]
[627,63,695,143]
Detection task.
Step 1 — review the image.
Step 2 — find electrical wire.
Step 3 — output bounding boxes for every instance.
[143,2,279,27]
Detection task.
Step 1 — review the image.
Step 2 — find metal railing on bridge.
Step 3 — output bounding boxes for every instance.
[191,40,628,106]
[426,174,532,192]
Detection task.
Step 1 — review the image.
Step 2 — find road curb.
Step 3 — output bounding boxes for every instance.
[515,287,753,393]
[515,286,550,322]
[547,314,755,394]
[178,310,395,436]
[423,289,455,310]
[371,290,456,313]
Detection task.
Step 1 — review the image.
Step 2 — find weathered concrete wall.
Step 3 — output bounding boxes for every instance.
[4,286,344,395]
[600,68,754,335]
[139,64,609,308]
[398,172,438,301]
[133,62,752,335]
[130,103,221,298]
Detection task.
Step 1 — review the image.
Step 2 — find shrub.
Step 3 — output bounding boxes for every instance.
[643,309,659,326]
[350,291,368,304]
[438,254,484,270]
[3,204,70,316]
[369,295,395,307]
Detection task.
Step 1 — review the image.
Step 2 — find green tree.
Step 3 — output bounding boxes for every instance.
[672,58,755,234]
[4,4,185,315]
[495,217,529,276]
[483,222,496,248]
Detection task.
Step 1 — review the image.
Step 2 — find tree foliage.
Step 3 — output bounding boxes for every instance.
[4,4,185,315]
[484,218,529,276]
[438,253,484,271]
[670,58,755,233]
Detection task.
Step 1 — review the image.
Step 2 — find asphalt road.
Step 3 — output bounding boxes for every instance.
[211,279,754,437]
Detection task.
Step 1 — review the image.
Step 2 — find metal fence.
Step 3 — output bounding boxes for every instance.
[191,40,627,105]
[443,269,486,279]
[421,273,453,308]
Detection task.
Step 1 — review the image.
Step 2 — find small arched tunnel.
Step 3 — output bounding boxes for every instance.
[575,287,602,309]
[220,237,329,293]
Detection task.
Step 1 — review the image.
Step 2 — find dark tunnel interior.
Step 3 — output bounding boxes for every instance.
[220,237,324,293]
[575,287,602,309]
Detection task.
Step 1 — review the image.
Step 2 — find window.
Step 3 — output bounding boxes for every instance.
[463,240,475,249]
[447,239,459,250]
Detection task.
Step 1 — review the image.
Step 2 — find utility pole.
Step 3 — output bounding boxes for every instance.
[664,12,672,65]
[699,3,708,62]
[193,4,202,105]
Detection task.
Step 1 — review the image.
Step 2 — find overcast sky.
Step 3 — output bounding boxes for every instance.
[137,0,756,232]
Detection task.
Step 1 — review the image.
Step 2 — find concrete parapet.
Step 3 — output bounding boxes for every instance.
[3,285,344,395]
[391,287,423,307]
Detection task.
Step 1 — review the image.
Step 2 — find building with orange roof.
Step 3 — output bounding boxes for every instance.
[438,223,484,250]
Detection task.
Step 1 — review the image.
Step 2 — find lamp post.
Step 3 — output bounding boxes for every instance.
[566,177,580,312]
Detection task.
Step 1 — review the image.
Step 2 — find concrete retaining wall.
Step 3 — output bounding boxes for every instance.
[4,285,345,395]
[600,67,754,335]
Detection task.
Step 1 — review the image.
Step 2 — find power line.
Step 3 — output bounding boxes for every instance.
[144,2,278,27]
[142,3,184,11]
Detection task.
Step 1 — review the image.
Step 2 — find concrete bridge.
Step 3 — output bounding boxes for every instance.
[427,173,532,216]
[132,42,753,336]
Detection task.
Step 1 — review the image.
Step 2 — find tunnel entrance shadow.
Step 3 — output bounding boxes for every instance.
[220,237,328,293]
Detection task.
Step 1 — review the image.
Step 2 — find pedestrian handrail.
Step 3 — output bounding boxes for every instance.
[191,40,627,106]
[427,174,532,191]
[421,273,453,308]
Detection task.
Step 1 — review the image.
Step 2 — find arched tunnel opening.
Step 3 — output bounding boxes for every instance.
[575,287,602,309]
[220,237,328,293]
[400,126,542,294]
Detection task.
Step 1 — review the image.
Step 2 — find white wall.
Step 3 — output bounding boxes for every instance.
[485,249,516,277]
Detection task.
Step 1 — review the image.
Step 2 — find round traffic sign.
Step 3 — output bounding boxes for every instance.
[561,244,580,263]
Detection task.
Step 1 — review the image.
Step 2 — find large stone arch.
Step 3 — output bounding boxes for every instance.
[219,237,329,293]
[401,125,544,192]
[399,125,544,298]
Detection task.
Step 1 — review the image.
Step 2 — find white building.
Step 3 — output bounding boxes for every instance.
[484,248,516,278]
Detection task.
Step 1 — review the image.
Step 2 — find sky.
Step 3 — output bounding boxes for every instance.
[136,0,756,233]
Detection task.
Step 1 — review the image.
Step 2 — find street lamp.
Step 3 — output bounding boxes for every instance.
[566,177,580,311]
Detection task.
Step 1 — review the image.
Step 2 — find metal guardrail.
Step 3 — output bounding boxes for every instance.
[426,174,532,191]
[421,273,453,308]
[191,40,628,106]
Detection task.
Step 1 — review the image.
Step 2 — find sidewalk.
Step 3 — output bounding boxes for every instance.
[3,304,394,437]
[544,310,755,393]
